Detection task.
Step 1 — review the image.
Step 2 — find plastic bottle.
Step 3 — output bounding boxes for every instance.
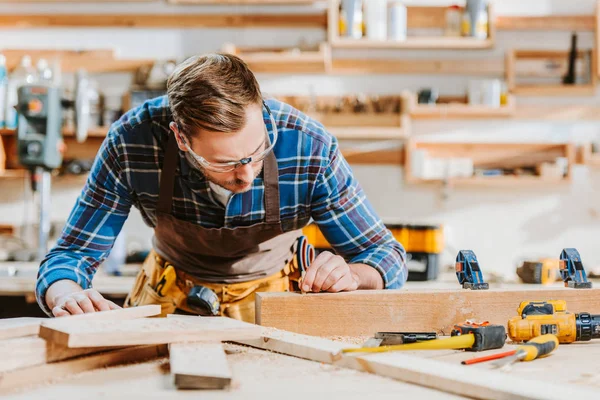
[5,55,36,129]
[36,58,54,83]
[0,54,7,129]
[364,0,387,41]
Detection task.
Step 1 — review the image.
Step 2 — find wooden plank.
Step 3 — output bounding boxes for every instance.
[0,275,134,297]
[170,342,232,390]
[0,344,167,394]
[331,58,503,76]
[3,49,153,74]
[0,13,327,28]
[331,37,493,50]
[235,330,600,400]
[512,84,597,96]
[255,288,600,337]
[0,318,44,341]
[39,316,261,348]
[497,15,595,31]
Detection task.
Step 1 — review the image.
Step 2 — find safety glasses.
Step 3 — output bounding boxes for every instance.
[178,102,278,173]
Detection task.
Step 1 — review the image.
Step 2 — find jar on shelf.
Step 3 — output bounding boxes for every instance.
[445,5,462,37]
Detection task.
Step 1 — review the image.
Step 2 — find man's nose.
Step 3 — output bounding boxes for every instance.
[235,163,254,182]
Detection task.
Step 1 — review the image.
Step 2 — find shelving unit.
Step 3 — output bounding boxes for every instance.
[407,93,516,120]
[221,43,332,74]
[328,0,495,50]
[506,49,598,96]
[405,140,575,187]
[580,143,600,167]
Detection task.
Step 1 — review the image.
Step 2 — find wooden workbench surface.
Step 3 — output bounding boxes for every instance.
[5,339,600,398]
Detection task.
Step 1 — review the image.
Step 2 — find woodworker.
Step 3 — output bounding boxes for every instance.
[36,54,408,322]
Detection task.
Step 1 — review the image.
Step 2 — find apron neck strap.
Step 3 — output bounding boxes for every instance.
[157,132,179,214]
[263,150,280,224]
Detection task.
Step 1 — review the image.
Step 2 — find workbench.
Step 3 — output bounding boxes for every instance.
[4,338,600,399]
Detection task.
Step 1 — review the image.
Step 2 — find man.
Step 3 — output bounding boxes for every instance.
[36,53,407,322]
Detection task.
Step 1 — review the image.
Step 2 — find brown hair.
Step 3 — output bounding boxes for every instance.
[167,53,262,134]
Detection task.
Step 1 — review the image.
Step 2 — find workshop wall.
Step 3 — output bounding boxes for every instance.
[1,0,599,278]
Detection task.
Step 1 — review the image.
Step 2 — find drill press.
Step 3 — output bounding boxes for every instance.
[16,70,90,260]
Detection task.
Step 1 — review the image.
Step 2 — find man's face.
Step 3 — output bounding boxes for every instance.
[173,103,267,194]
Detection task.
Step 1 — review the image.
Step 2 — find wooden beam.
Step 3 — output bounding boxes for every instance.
[0,345,167,394]
[235,330,600,400]
[39,316,261,348]
[0,13,327,28]
[331,58,503,76]
[497,15,595,31]
[0,318,44,341]
[170,342,232,390]
[256,288,600,337]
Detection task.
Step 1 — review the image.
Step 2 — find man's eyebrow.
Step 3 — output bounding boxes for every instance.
[213,138,266,163]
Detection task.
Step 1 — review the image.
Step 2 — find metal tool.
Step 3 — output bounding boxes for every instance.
[461,349,517,365]
[492,334,559,371]
[187,285,220,316]
[508,300,600,344]
[344,322,505,354]
[516,258,561,285]
[16,70,90,260]
[559,248,592,288]
[362,332,437,348]
[455,250,489,290]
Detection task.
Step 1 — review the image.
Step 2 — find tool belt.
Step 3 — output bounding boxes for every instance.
[124,239,311,323]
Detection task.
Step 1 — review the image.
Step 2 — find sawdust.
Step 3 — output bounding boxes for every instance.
[325,336,370,345]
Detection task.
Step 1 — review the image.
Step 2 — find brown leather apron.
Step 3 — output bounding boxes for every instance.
[125,132,300,321]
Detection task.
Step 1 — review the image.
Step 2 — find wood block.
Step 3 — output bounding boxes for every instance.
[170,342,232,390]
[234,330,600,400]
[40,316,261,348]
[0,318,44,340]
[256,288,600,337]
[0,345,167,394]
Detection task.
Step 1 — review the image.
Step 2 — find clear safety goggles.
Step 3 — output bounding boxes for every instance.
[179,102,278,173]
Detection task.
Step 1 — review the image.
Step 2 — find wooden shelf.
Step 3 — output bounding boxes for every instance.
[328,127,407,140]
[405,141,575,186]
[0,13,326,28]
[0,126,109,138]
[580,143,600,166]
[169,0,319,3]
[497,15,596,31]
[4,49,153,74]
[506,49,598,96]
[330,37,493,50]
[0,169,27,179]
[407,175,570,188]
[408,94,516,120]
[222,43,331,74]
[328,0,495,50]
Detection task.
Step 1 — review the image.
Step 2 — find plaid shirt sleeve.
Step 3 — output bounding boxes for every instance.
[36,130,133,316]
[310,135,408,289]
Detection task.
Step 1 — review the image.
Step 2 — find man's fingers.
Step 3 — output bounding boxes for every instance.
[320,266,347,292]
[302,252,334,292]
[63,299,84,315]
[311,263,339,293]
[107,300,122,310]
[52,306,71,317]
[75,295,96,313]
[87,290,111,312]
[328,273,359,293]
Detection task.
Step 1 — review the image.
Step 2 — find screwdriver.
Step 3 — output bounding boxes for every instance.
[492,334,559,371]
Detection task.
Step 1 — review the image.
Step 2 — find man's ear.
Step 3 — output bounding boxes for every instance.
[169,122,188,152]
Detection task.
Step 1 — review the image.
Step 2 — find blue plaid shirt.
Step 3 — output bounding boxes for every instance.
[36,96,407,315]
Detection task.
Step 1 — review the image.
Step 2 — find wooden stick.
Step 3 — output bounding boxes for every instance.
[0,318,44,341]
[40,316,261,348]
[0,345,167,394]
[234,330,600,400]
[256,288,600,337]
[170,342,232,390]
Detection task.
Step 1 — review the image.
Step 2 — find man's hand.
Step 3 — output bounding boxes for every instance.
[300,251,385,293]
[301,251,359,293]
[46,279,121,317]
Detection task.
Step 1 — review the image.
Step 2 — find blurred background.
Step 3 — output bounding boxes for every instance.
[1,0,600,316]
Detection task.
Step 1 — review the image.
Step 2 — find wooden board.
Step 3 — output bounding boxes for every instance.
[39,316,261,348]
[497,15,595,31]
[170,342,232,390]
[0,13,326,28]
[331,37,493,50]
[0,318,44,340]
[0,345,167,394]
[0,275,134,297]
[331,58,503,76]
[256,288,600,337]
[235,330,600,400]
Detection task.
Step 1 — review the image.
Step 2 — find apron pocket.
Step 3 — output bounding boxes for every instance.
[135,283,178,317]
